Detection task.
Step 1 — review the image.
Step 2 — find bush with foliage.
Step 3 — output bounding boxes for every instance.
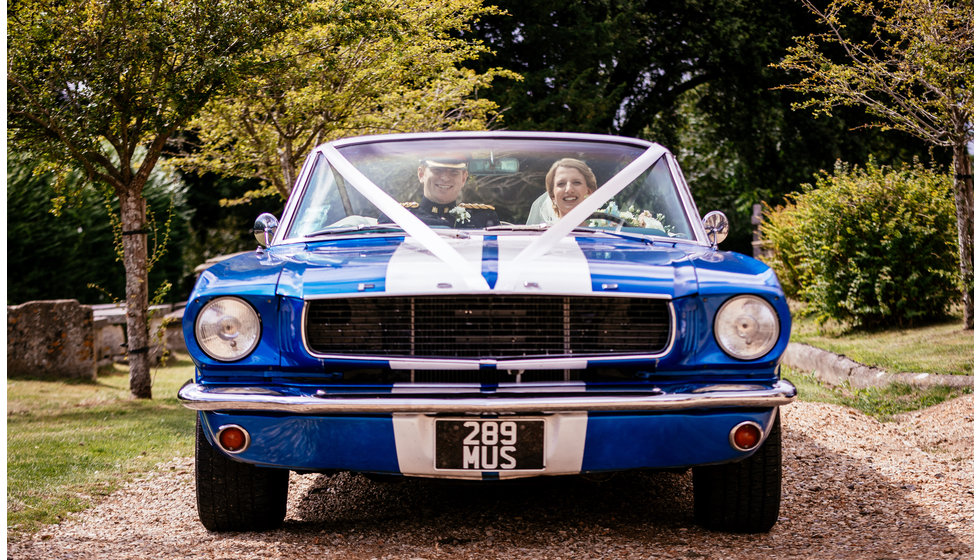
[760,159,958,328]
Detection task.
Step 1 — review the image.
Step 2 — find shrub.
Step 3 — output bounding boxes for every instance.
[760,159,958,328]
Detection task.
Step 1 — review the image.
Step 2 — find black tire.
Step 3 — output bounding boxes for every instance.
[195,417,289,532]
[692,411,782,533]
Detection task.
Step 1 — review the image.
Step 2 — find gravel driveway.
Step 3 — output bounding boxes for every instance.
[9,397,973,560]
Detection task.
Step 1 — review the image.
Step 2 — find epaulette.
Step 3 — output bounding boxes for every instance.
[401,202,419,208]
[459,203,495,210]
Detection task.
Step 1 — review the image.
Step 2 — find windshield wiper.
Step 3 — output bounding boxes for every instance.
[485,224,550,232]
[485,223,651,244]
[570,226,655,244]
[303,224,405,238]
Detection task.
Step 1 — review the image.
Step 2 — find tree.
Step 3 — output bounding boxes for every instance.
[467,0,938,252]
[773,0,973,328]
[6,153,190,306]
[178,0,519,201]
[8,0,302,398]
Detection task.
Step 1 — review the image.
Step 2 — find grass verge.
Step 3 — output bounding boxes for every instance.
[7,355,197,539]
[786,309,973,422]
[790,313,973,376]
[783,368,972,423]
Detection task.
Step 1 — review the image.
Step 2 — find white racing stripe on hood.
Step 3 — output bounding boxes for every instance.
[386,235,486,293]
[389,382,588,394]
[496,235,592,293]
[385,234,593,294]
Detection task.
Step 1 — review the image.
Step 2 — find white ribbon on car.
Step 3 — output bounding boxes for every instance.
[321,144,491,291]
[495,144,668,291]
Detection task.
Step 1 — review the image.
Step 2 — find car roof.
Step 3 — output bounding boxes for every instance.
[326,130,658,151]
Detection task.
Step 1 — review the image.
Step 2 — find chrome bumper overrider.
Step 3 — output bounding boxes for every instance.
[178,380,796,414]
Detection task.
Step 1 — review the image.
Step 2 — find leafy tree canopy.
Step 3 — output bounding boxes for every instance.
[467,0,939,251]
[177,0,521,201]
[775,0,973,148]
[6,152,190,306]
[8,0,302,192]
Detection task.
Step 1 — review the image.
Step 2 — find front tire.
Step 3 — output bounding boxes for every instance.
[692,411,782,533]
[195,417,289,531]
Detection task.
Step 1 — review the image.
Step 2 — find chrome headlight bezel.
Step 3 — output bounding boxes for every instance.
[713,295,780,361]
[194,297,262,362]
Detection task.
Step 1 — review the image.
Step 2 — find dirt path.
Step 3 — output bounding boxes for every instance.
[8,397,973,560]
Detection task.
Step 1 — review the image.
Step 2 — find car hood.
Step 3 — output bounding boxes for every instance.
[194,233,780,301]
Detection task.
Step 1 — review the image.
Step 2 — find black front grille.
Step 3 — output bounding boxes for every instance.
[305,295,671,359]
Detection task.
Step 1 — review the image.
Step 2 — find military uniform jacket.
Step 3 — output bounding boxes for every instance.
[388,197,500,228]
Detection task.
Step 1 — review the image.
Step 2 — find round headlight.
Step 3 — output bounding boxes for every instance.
[195,297,261,361]
[714,295,780,360]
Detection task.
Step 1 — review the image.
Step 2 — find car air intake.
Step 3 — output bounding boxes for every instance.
[304,295,671,359]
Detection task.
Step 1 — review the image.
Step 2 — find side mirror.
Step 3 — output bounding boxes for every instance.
[702,211,729,247]
[252,213,280,248]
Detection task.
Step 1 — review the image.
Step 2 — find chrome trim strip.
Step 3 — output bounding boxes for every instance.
[273,150,320,245]
[666,152,709,245]
[327,130,658,150]
[389,382,590,394]
[302,289,674,300]
[307,355,668,370]
[389,359,482,370]
[179,379,797,414]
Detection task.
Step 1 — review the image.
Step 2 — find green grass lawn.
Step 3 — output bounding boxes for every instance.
[790,313,974,376]
[7,356,197,538]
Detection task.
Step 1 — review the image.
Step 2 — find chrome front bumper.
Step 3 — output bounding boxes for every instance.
[178,379,797,415]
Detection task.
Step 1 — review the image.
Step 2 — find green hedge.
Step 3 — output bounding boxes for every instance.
[760,159,959,328]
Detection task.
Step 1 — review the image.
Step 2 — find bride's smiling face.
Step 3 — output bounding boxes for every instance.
[551,166,591,216]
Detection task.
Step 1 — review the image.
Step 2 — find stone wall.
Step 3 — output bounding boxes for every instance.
[8,300,188,379]
[7,299,97,380]
[92,303,186,366]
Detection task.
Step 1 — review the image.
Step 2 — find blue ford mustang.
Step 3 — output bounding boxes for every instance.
[179,131,795,533]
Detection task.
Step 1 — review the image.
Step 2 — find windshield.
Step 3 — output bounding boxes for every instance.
[284,136,698,242]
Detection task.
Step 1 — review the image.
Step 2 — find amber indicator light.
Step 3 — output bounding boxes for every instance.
[219,427,248,452]
[732,423,762,451]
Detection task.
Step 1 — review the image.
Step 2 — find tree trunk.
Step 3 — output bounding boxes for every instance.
[952,142,973,330]
[119,187,153,398]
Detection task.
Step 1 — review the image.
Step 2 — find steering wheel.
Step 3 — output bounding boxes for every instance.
[587,212,627,231]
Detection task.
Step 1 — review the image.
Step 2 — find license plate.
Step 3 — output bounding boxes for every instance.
[435,419,545,471]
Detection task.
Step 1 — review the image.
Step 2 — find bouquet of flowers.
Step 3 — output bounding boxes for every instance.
[593,201,671,232]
